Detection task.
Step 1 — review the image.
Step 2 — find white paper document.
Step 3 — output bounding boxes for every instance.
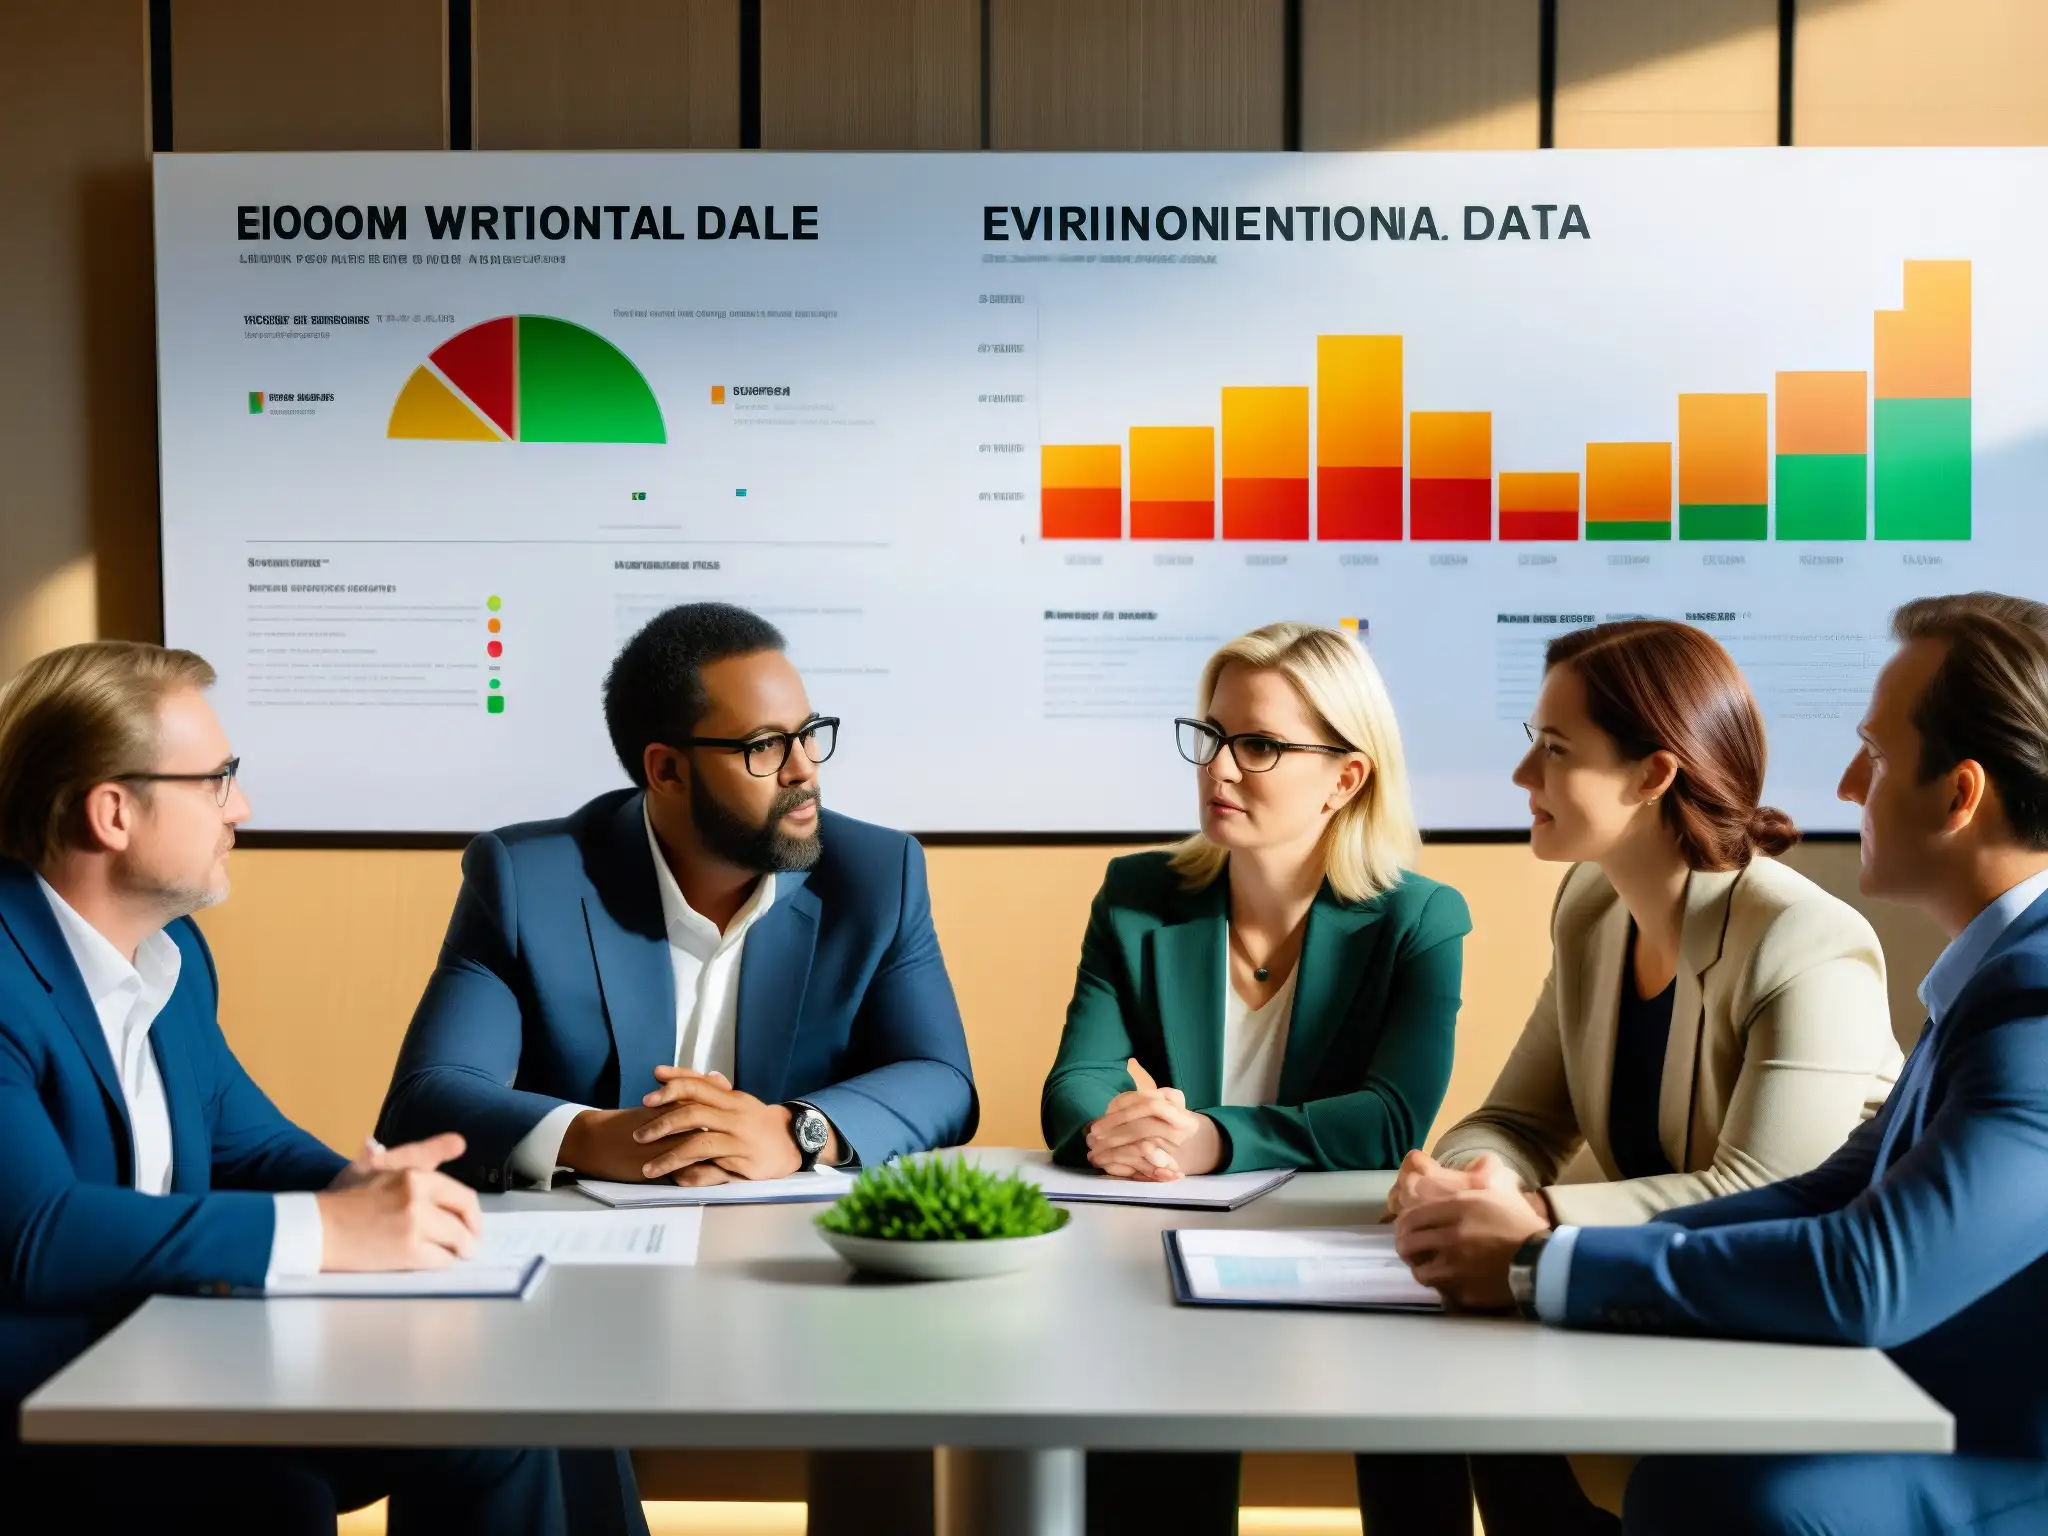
[1169,1228,1442,1311]
[574,1168,856,1208]
[259,1254,546,1300]
[478,1208,703,1266]
[1019,1164,1295,1210]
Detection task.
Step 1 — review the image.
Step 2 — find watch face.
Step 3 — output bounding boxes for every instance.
[794,1108,829,1154]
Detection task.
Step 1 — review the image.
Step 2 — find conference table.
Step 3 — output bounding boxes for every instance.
[23,1150,1951,1536]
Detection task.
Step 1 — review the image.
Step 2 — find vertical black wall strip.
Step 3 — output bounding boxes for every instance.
[447,0,473,148]
[740,0,762,149]
[148,0,173,152]
[979,0,992,149]
[1778,0,1797,146]
[1537,0,1558,149]
[1282,0,1302,151]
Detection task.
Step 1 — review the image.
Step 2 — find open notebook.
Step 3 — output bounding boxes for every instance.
[255,1253,547,1300]
[575,1168,856,1208]
[1166,1227,1441,1312]
[1019,1163,1294,1211]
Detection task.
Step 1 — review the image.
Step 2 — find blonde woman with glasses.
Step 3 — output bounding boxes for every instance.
[1041,621,1473,1536]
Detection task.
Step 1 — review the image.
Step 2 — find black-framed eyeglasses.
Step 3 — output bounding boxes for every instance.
[112,757,241,808]
[681,717,839,778]
[1174,719,1349,775]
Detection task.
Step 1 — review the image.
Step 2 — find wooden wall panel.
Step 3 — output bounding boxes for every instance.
[0,2,156,675]
[474,0,740,149]
[1555,0,1778,147]
[990,0,1284,150]
[1795,0,2048,145]
[170,0,447,151]
[1302,0,1540,151]
[761,0,979,150]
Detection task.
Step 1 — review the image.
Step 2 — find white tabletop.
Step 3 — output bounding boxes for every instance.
[21,1151,1952,1455]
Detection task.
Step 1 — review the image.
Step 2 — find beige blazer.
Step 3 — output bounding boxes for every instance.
[1433,857,1903,1227]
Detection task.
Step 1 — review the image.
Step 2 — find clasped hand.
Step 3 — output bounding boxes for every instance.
[1082,1059,1223,1181]
[1385,1149,1553,1311]
[564,1069,828,1186]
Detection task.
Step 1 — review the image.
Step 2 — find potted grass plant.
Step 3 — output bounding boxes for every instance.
[816,1155,1071,1279]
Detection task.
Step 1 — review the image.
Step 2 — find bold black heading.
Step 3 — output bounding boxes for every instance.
[235,203,820,243]
[983,202,1589,243]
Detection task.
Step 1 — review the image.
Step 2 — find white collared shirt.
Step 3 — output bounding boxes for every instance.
[36,877,322,1281]
[508,805,778,1185]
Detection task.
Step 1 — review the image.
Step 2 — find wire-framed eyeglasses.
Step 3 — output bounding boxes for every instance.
[113,757,241,808]
[1174,719,1350,774]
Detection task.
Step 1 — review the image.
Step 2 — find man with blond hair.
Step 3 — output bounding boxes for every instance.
[0,641,583,1534]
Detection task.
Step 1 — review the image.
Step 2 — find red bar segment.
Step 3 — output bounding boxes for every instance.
[1499,509,1579,540]
[1132,500,1215,539]
[1039,487,1121,539]
[1222,478,1309,540]
[1410,478,1491,540]
[1316,465,1402,540]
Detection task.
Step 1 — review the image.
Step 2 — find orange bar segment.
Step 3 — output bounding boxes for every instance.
[1499,472,1580,513]
[1875,259,1970,400]
[1776,372,1867,455]
[1041,444,1120,490]
[1586,442,1672,522]
[1317,336,1402,470]
[1411,411,1491,481]
[1222,386,1310,480]
[1679,394,1767,507]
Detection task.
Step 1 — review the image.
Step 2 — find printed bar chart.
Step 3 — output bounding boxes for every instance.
[1040,444,1122,539]
[1875,260,1970,539]
[1776,370,1868,539]
[1499,472,1581,540]
[1316,335,1403,539]
[1130,426,1216,539]
[1678,393,1768,540]
[1410,411,1492,539]
[1587,442,1673,540]
[1222,387,1310,539]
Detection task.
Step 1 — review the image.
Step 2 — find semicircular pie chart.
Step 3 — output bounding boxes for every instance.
[386,315,666,443]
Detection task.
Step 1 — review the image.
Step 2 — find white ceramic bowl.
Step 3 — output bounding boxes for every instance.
[816,1216,1072,1280]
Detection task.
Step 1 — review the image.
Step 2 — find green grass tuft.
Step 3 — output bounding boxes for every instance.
[817,1156,1068,1241]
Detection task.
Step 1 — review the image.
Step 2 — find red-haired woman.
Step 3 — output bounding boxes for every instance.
[1369,620,1904,1536]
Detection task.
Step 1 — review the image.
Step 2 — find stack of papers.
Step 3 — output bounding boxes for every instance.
[1166,1227,1441,1312]
[252,1207,703,1298]
[1017,1163,1294,1211]
[575,1168,856,1207]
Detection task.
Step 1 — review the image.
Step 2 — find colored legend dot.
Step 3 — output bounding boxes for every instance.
[488,618,501,633]
[487,640,503,658]
[487,696,505,714]
[489,677,500,689]
[487,595,502,612]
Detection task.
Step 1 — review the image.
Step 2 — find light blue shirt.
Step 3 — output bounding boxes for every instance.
[1535,866,2048,1324]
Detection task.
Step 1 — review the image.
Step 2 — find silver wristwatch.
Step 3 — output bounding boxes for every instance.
[785,1101,831,1172]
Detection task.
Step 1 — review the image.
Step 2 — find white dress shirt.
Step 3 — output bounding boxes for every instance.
[508,805,778,1185]
[37,877,323,1281]
[1535,863,2048,1324]
[1221,963,1297,1107]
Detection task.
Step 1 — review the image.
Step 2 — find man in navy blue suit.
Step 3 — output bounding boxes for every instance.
[1413,592,2048,1534]
[379,601,978,1534]
[0,641,575,1534]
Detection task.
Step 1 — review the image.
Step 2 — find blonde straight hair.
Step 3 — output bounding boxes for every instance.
[1167,622,1420,903]
[0,641,217,867]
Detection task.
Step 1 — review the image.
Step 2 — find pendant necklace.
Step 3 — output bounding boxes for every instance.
[1229,925,1272,983]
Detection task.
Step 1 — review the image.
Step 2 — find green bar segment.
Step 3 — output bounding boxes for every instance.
[1679,504,1767,540]
[1586,521,1671,541]
[1875,397,1969,540]
[516,316,667,443]
[1775,454,1867,539]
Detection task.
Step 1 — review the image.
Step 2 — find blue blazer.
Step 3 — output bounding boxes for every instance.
[378,790,978,1188]
[0,860,346,1432]
[1563,884,2048,1461]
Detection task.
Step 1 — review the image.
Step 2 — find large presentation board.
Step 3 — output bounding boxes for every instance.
[154,150,2045,834]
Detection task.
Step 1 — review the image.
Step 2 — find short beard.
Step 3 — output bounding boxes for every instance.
[689,764,823,873]
[113,853,224,925]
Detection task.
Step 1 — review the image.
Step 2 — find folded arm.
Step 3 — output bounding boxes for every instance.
[800,836,977,1165]
[376,834,575,1189]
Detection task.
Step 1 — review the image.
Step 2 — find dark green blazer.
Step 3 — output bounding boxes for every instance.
[1041,851,1472,1173]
